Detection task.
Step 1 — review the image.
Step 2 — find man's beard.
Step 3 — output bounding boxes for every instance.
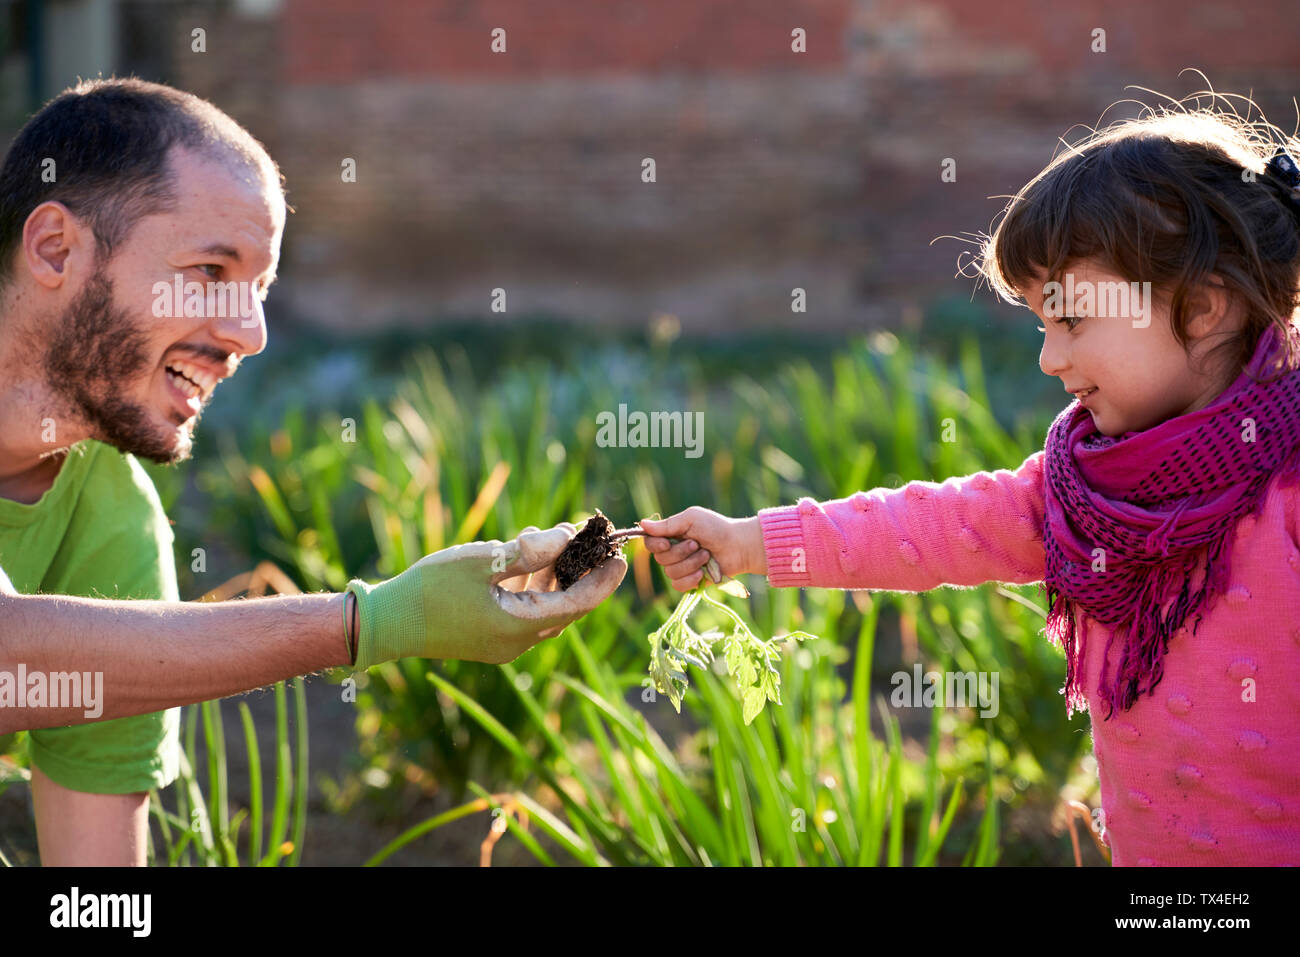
[42,266,198,465]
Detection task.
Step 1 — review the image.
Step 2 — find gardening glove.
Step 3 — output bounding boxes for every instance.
[345,523,627,669]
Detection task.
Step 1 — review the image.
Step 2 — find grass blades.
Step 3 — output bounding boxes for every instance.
[414,602,1003,867]
[363,793,511,867]
[237,702,263,864]
[146,677,306,867]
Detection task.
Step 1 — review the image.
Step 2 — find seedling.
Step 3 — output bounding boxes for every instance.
[647,587,815,724]
[555,510,815,724]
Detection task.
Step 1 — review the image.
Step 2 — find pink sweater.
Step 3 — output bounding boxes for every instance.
[758,451,1300,866]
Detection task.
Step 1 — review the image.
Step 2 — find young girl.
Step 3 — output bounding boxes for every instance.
[641,97,1300,866]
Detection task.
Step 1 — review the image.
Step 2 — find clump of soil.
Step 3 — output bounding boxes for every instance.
[555,509,621,590]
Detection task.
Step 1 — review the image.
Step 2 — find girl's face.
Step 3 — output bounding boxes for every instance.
[1023,261,1242,437]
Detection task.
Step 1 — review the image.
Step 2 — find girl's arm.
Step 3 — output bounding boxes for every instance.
[759,451,1047,591]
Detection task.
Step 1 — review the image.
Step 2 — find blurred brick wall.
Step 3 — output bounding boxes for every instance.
[54,1,1300,332]
[166,0,868,333]
[285,0,848,78]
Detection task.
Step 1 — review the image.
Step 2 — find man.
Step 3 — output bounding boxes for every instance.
[0,78,624,865]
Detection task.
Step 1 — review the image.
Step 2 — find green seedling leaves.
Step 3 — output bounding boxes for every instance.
[647,586,815,725]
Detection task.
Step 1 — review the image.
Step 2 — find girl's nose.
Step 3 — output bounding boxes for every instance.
[1039,337,1068,379]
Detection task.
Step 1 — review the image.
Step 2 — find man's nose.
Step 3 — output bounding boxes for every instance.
[211,292,267,357]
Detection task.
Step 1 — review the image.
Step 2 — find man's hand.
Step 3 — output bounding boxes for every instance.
[347,522,627,668]
[639,508,767,592]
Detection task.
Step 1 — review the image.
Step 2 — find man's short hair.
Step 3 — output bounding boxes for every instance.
[0,77,284,287]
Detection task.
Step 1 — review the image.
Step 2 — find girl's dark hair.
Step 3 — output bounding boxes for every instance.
[0,76,284,289]
[976,87,1300,384]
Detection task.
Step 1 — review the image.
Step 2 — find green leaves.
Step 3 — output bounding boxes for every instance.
[648,587,815,725]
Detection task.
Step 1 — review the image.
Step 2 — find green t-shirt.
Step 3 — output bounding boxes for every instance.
[0,439,180,793]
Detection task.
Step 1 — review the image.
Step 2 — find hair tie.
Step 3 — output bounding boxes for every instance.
[1264,148,1300,225]
[1267,148,1300,189]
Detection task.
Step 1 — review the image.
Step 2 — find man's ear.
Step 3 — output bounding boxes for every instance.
[21,201,92,290]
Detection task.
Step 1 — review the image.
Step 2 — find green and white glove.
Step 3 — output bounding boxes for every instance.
[345,523,627,669]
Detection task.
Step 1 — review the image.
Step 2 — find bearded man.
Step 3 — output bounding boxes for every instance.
[0,78,624,865]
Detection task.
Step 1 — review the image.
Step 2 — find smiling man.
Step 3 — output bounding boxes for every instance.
[0,78,627,866]
[0,79,281,865]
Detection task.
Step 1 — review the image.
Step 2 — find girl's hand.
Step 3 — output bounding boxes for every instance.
[639,508,767,592]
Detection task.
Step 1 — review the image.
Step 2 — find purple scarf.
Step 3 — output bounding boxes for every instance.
[1042,320,1300,720]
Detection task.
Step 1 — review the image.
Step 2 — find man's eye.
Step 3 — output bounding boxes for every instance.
[197,264,222,279]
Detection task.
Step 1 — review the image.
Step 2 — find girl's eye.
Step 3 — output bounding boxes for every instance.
[1036,315,1082,333]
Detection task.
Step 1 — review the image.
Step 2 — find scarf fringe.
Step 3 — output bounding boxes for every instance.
[1044,585,1087,718]
[1047,526,1238,720]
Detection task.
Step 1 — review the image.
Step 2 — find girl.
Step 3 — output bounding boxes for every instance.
[641,95,1300,866]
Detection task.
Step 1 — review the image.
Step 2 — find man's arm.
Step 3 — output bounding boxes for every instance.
[0,521,625,734]
[12,590,352,865]
[0,590,350,734]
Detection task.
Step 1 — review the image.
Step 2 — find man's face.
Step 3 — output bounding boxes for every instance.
[1023,260,1236,437]
[42,146,283,464]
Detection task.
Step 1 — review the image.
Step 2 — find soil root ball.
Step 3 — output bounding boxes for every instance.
[555,509,619,590]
